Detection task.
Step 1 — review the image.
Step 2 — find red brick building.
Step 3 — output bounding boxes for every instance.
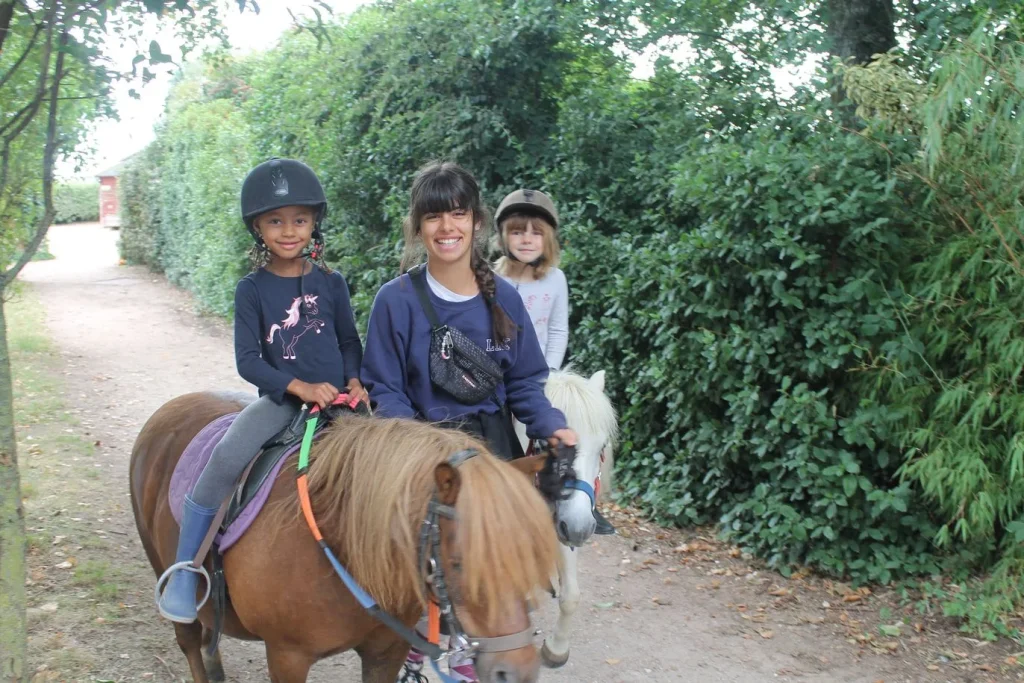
[96,160,126,228]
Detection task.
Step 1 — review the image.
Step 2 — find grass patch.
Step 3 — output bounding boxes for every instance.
[73,560,123,603]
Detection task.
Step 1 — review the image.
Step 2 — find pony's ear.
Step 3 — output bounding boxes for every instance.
[434,463,461,506]
[509,454,548,478]
[589,370,606,393]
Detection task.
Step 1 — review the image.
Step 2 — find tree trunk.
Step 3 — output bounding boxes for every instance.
[0,1,14,57]
[0,297,26,683]
[827,0,896,114]
[827,0,896,65]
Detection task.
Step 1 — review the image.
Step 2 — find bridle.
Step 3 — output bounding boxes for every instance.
[415,449,539,666]
[294,405,538,681]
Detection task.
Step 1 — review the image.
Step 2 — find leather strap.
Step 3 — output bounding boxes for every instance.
[191,455,259,567]
[408,264,443,329]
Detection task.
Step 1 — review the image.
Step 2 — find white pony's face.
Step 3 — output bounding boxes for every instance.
[549,370,616,548]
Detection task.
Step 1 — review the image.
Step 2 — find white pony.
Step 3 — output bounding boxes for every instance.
[515,367,618,668]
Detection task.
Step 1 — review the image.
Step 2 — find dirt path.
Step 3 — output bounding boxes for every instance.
[15,223,1017,682]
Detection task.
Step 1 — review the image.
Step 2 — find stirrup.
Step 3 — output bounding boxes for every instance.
[154,560,212,612]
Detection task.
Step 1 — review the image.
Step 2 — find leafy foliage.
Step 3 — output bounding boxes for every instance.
[841,24,1024,630]
[52,183,98,223]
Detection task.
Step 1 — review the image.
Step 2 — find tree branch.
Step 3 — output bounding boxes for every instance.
[0,27,66,289]
[0,9,52,193]
[0,20,43,93]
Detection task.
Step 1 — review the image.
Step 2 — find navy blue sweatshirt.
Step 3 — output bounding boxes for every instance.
[234,267,362,404]
[360,271,567,439]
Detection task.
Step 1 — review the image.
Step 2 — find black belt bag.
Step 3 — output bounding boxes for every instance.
[409,265,503,405]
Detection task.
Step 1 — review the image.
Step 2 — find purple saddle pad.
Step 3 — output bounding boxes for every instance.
[168,412,302,553]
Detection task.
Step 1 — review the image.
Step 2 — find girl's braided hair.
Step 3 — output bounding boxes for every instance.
[247,224,331,274]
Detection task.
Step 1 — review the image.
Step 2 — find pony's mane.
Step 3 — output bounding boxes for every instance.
[546,367,618,494]
[303,416,558,616]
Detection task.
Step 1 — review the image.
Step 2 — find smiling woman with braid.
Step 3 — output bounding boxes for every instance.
[359,161,577,683]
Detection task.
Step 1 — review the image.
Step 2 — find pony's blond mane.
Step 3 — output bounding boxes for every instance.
[303,416,559,616]
[546,368,618,496]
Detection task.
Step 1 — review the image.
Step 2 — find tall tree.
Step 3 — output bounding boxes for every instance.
[0,2,242,679]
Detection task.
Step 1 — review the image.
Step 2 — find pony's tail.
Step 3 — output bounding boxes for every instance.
[266,324,281,343]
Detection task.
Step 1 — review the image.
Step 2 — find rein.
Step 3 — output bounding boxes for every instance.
[293,396,537,679]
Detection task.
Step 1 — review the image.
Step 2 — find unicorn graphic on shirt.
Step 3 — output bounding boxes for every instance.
[266,294,325,360]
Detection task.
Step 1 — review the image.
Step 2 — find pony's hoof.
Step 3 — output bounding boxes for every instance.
[203,655,225,682]
[540,643,569,668]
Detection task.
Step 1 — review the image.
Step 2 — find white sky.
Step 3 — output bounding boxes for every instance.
[63,0,370,181]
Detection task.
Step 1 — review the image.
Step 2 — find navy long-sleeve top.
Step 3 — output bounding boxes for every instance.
[360,271,567,439]
[233,267,362,404]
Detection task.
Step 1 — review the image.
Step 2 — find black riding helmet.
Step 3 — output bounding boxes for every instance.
[240,157,327,242]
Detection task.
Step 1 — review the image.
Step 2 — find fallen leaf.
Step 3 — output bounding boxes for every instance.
[605,659,621,665]
[758,629,774,639]
[39,603,58,612]
[926,664,940,671]
[652,596,672,606]
[768,587,791,596]
[842,594,862,603]
[977,664,995,672]
[54,561,73,569]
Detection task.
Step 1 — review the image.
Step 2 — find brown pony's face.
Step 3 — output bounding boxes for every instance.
[433,463,542,683]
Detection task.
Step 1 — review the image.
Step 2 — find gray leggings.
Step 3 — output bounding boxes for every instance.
[190,395,300,509]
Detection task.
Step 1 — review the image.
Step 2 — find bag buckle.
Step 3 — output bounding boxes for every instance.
[441,330,453,360]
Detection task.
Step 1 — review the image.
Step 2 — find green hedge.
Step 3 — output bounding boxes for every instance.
[560,110,940,582]
[53,183,99,223]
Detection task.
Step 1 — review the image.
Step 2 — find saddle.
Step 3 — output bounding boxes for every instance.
[198,393,368,655]
[222,394,368,533]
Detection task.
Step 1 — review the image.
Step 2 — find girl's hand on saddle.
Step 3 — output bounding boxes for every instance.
[288,379,340,409]
[550,428,578,448]
[346,378,370,406]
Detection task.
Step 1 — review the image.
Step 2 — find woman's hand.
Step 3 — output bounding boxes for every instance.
[287,379,340,409]
[346,377,370,406]
[550,427,578,447]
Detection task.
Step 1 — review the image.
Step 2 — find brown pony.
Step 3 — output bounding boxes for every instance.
[129,392,559,683]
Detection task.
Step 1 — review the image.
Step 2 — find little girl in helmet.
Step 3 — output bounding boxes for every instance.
[156,158,367,623]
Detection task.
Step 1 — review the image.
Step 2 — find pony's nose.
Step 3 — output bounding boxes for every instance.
[558,517,597,547]
[489,663,519,683]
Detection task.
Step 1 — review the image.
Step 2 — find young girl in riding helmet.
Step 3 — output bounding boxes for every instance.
[156,158,367,624]
[493,189,614,535]
[493,189,568,371]
[360,161,577,682]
